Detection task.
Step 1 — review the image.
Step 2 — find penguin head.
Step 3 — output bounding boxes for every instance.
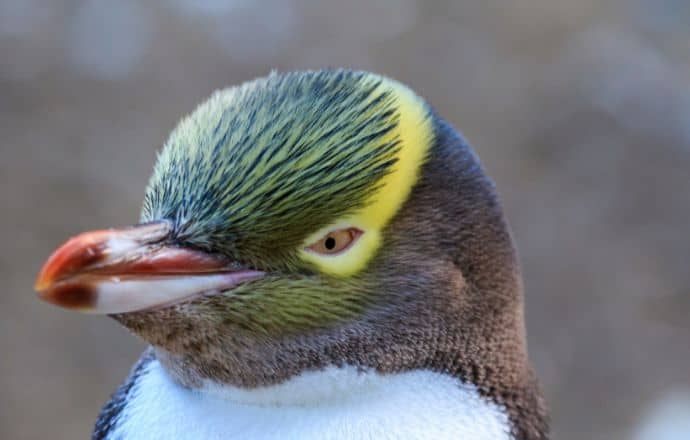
[129,70,437,338]
[36,70,527,394]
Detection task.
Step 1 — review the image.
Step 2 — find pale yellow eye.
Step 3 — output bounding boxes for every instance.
[306,228,362,255]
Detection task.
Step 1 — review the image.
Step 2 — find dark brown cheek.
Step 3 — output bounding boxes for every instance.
[41,282,97,309]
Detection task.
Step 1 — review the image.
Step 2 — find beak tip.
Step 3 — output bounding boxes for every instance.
[35,281,98,311]
[34,229,114,300]
[34,272,52,293]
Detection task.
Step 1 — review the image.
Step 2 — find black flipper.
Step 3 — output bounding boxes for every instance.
[92,349,155,440]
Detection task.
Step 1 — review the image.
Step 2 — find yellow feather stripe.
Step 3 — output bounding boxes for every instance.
[299,77,433,276]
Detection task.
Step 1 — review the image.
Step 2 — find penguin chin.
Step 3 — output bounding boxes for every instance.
[108,288,268,358]
[109,296,222,350]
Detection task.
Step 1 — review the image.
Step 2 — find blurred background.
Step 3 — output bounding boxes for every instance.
[1,0,689,439]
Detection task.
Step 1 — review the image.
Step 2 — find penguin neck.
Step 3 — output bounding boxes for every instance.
[199,363,394,407]
[113,355,514,440]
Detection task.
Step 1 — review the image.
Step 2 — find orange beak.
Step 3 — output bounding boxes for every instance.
[35,221,264,314]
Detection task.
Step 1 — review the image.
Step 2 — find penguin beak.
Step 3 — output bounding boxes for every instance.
[35,221,264,314]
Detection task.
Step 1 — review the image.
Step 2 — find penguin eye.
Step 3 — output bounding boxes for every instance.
[306,228,362,255]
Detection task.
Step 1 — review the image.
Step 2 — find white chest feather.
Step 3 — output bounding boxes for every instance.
[109,360,512,440]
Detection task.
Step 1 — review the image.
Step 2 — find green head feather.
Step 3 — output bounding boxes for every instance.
[143,71,401,266]
[139,69,433,333]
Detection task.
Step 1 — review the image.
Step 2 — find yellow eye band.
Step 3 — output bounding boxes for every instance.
[299,76,433,277]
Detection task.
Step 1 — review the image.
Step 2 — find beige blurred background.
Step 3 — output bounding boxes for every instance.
[2,1,689,439]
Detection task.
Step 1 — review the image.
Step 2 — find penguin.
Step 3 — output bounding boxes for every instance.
[35,70,549,439]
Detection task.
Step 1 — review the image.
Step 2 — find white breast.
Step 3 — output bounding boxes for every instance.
[109,359,512,440]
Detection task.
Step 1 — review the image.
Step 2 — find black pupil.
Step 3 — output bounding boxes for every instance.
[324,236,337,250]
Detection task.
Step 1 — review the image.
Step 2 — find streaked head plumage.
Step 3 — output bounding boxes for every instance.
[142,70,432,276]
[88,69,438,341]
